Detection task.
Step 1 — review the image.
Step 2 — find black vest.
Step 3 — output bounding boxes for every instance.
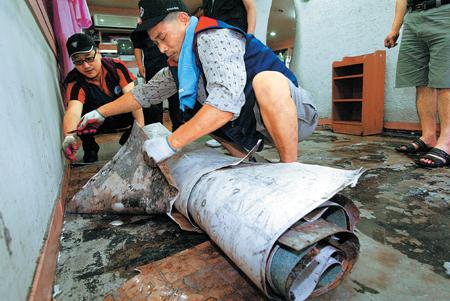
[203,0,248,32]
[64,58,129,115]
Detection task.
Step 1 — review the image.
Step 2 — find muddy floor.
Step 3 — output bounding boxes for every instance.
[54,129,449,300]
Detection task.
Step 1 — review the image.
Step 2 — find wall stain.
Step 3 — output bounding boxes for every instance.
[0,212,13,256]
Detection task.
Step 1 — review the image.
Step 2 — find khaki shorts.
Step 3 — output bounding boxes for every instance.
[254,78,319,142]
[396,4,450,88]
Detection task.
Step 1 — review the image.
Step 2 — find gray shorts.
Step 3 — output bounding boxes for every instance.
[254,78,319,142]
[396,4,450,88]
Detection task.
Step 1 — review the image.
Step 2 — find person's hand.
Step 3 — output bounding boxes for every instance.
[76,110,105,135]
[138,66,146,79]
[62,135,78,161]
[384,31,400,48]
[142,136,177,165]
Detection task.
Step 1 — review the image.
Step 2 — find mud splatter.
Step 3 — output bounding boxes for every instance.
[57,213,207,299]
[352,279,380,294]
[0,212,12,256]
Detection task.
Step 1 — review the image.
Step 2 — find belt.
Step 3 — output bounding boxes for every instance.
[411,0,450,11]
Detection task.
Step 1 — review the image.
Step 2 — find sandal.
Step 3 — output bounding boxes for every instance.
[416,148,450,168]
[395,138,432,154]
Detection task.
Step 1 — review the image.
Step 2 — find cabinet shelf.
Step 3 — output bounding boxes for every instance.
[333,99,363,103]
[333,102,362,122]
[333,77,363,99]
[333,63,363,77]
[333,74,363,80]
[332,121,362,125]
[331,50,386,136]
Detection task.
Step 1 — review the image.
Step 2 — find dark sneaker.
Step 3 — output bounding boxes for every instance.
[83,150,98,163]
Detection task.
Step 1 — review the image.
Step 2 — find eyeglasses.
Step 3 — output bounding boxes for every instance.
[72,50,97,66]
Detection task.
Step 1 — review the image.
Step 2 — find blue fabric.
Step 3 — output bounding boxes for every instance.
[177,16,199,111]
[171,17,299,151]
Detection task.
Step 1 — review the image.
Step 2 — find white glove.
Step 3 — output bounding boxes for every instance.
[62,135,78,161]
[77,110,105,135]
[143,136,177,164]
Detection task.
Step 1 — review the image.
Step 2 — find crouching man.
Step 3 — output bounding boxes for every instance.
[76,0,318,163]
[62,33,144,163]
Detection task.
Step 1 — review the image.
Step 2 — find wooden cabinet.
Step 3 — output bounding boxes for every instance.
[332,50,386,135]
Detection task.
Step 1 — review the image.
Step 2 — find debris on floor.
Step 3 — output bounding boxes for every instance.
[104,241,265,301]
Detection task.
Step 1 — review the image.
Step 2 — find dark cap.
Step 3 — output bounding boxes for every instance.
[66,33,96,58]
[136,0,189,32]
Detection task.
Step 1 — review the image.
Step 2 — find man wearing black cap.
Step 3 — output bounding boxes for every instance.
[76,0,318,164]
[62,33,144,163]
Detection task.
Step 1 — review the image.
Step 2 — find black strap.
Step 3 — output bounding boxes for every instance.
[417,147,450,167]
[412,138,428,150]
[411,0,450,11]
[428,148,450,162]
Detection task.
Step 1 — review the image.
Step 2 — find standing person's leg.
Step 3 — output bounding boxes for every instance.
[252,71,299,163]
[415,86,438,147]
[143,104,163,125]
[435,89,450,151]
[417,4,450,166]
[144,66,164,125]
[79,134,99,163]
[168,93,183,131]
[419,89,450,166]
[394,11,435,153]
[436,89,450,150]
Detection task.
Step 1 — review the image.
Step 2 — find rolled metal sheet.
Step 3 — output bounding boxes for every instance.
[183,158,362,299]
[68,123,362,300]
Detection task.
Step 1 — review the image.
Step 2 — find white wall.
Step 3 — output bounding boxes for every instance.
[291,0,416,122]
[0,1,64,300]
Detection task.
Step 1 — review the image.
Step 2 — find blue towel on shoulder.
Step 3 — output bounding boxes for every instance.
[177,16,200,111]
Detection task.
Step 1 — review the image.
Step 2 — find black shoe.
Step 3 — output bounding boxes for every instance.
[83,150,98,163]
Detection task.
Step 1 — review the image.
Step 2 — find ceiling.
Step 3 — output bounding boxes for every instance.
[87,0,296,49]
[267,0,295,49]
[87,0,202,12]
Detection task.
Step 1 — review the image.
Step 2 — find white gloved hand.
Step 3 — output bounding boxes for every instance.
[142,136,177,164]
[62,135,78,161]
[76,110,105,135]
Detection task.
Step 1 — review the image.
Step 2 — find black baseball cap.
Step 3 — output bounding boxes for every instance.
[136,0,189,32]
[66,33,96,58]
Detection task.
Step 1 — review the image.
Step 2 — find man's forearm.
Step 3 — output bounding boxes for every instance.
[168,104,233,149]
[97,92,142,118]
[392,0,408,32]
[132,108,145,127]
[63,112,80,136]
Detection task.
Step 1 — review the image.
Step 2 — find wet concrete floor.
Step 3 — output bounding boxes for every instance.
[54,129,449,300]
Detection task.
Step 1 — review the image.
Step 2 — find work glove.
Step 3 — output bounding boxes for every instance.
[76,110,105,135]
[142,136,177,165]
[62,135,78,161]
